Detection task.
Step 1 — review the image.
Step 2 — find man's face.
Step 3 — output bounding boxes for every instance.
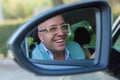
[38,15,68,53]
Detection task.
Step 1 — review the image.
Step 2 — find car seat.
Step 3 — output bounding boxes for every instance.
[74,27,92,58]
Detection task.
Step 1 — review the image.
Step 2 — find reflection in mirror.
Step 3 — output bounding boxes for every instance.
[21,8,96,61]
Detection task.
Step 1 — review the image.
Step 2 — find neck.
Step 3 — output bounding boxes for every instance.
[52,51,65,60]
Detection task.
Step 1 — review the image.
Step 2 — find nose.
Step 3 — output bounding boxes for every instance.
[56,28,65,35]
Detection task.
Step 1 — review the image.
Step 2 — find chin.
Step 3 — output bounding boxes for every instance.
[57,47,65,51]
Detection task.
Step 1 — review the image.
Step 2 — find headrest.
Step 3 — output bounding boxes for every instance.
[74,27,91,45]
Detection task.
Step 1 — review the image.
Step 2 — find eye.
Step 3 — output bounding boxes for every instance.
[61,24,69,30]
[49,26,58,32]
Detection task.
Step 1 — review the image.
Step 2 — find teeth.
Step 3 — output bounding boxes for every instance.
[56,40,64,42]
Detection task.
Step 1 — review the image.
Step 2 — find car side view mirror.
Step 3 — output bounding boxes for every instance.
[7,1,111,75]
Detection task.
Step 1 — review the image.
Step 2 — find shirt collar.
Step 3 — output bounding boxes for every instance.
[41,42,71,60]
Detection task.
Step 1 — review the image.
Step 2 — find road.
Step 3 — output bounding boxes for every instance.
[0,58,61,80]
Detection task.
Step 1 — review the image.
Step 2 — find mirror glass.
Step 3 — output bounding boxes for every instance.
[21,8,97,61]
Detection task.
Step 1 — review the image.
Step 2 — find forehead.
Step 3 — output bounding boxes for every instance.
[39,15,64,29]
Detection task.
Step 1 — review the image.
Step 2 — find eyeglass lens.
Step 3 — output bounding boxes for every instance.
[48,24,69,34]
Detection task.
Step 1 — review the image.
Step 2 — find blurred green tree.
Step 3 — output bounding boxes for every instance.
[2,0,52,19]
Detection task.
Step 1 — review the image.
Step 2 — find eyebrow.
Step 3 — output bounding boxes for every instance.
[49,23,65,27]
[39,23,66,30]
[45,23,65,28]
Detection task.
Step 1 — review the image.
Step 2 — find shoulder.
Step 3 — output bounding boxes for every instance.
[32,44,40,54]
[66,41,81,48]
[32,43,44,60]
[32,43,51,60]
[66,41,85,59]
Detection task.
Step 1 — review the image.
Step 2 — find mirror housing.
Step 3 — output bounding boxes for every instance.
[7,1,111,75]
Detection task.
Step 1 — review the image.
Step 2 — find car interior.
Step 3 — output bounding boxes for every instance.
[21,8,96,60]
[21,23,95,59]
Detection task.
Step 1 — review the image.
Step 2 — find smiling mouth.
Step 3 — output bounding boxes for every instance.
[55,39,65,43]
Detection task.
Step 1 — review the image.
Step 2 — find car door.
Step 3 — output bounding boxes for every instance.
[108,15,120,79]
[7,1,112,80]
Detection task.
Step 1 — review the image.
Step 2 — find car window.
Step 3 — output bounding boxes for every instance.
[113,21,120,52]
[113,34,120,52]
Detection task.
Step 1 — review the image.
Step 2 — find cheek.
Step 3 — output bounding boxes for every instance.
[41,34,53,42]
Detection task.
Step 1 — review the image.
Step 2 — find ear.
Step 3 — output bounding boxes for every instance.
[38,32,43,42]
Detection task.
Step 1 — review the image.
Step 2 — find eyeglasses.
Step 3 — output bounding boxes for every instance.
[38,23,70,34]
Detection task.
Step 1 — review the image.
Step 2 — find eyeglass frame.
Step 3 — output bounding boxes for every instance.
[38,23,70,34]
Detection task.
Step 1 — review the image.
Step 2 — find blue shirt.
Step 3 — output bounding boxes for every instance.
[32,41,85,60]
[41,42,71,60]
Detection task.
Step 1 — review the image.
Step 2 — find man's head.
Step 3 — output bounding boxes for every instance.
[37,15,69,53]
